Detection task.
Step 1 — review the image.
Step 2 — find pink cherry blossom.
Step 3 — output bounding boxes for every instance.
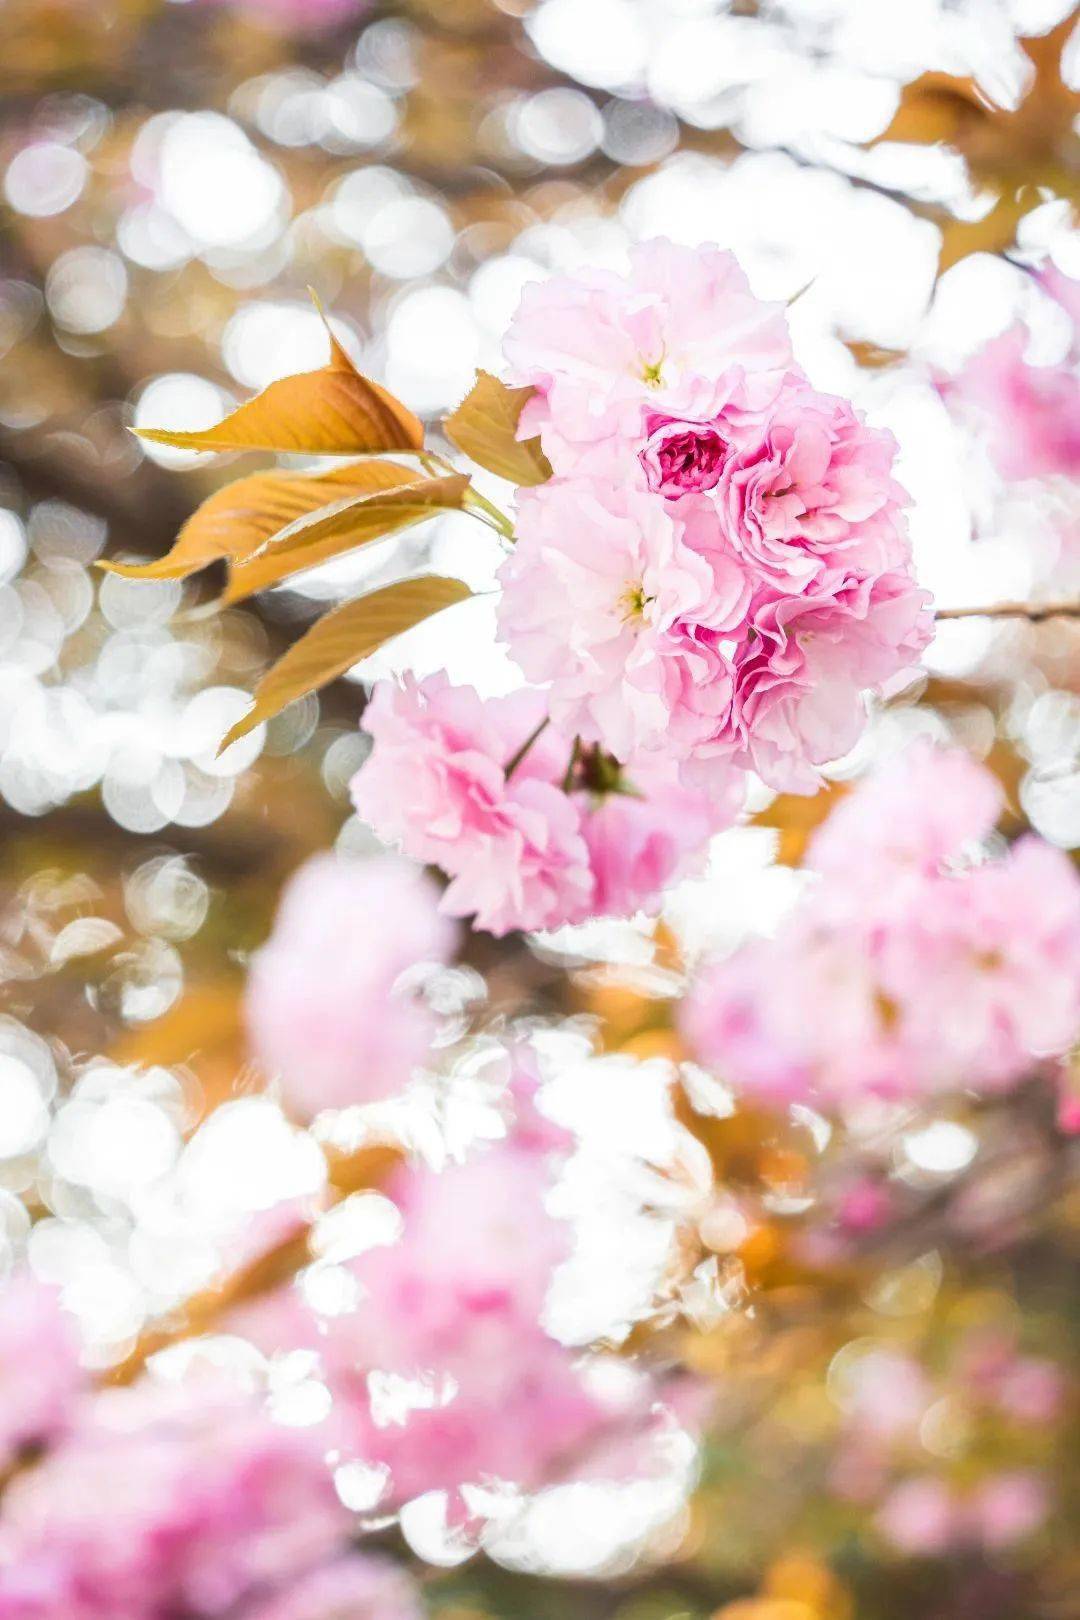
[351,673,737,933]
[245,854,457,1116]
[0,1376,350,1620]
[228,1087,655,1515]
[580,755,736,917]
[807,737,1004,892]
[238,1556,423,1620]
[497,478,750,768]
[682,744,1080,1107]
[937,322,1080,484]
[715,377,912,595]
[969,1471,1049,1549]
[504,239,793,478]
[351,674,593,936]
[0,1273,84,1472]
[876,1476,960,1555]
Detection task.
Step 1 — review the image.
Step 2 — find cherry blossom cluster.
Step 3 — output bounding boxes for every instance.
[682,741,1080,1109]
[0,1370,420,1620]
[352,675,727,935]
[351,241,932,934]
[229,1067,672,1523]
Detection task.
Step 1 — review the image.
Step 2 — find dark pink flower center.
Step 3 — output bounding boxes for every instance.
[640,419,730,496]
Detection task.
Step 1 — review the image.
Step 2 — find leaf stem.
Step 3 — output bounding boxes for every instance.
[422,450,515,540]
[504,716,550,779]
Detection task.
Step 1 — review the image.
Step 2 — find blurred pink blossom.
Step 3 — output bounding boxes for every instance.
[245,853,456,1117]
[876,1475,959,1555]
[937,323,1080,484]
[0,1273,84,1472]
[238,1555,423,1620]
[0,1377,349,1619]
[682,744,1080,1107]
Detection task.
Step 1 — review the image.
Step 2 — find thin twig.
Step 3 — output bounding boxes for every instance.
[504,716,550,779]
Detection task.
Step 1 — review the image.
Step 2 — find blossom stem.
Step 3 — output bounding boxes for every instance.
[421,450,516,541]
[504,715,550,779]
[937,600,1080,623]
[561,735,581,792]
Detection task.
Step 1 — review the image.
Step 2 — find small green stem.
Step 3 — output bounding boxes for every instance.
[504,716,550,780]
[561,735,582,793]
[422,451,515,541]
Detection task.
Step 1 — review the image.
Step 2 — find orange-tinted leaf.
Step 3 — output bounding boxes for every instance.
[444,370,552,486]
[135,328,423,456]
[223,472,470,604]
[100,460,430,582]
[218,575,472,750]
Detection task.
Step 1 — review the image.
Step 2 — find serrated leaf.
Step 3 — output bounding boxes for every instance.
[444,371,552,486]
[135,326,423,456]
[218,575,472,751]
[223,472,470,605]
[100,460,432,582]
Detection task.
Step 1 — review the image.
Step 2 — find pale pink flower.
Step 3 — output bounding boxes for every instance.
[0,1273,84,1471]
[876,1476,959,1555]
[245,854,456,1117]
[716,377,912,594]
[580,755,738,917]
[239,1556,423,1620]
[504,239,793,478]
[498,478,750,767]
[689,570,933,793]
[352,675,593,936]
[807,739,1003,892]
[969,1471,1049,1549]
[0,1377,349,1620]
[937,322,1080,484]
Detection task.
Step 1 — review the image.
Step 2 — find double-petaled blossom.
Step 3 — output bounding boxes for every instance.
[351,672,736,935]
[0,1377,351,1620]
[496,241,932,796]
[681,743,1080,1108]
[245,854,457,1117]
[503,238,793,479]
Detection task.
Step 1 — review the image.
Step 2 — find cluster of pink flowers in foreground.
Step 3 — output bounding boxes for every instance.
[353,675,726,934]
[245,854,456,1116]
[231,1072,667,1518]
[351,241,932,935]
[682,741,1080,1108]
[0,1372,399,1620]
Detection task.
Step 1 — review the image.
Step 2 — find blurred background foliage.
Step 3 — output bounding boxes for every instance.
[1,1,1080,1617]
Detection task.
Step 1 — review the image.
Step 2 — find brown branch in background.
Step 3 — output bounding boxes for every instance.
[936,600,1080,623]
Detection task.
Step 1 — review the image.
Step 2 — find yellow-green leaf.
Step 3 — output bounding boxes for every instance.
[222,472,471,605]
[135,328,424,456]
[218,575,472,751]
[444,371,552,486]
[100,460,431,582]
